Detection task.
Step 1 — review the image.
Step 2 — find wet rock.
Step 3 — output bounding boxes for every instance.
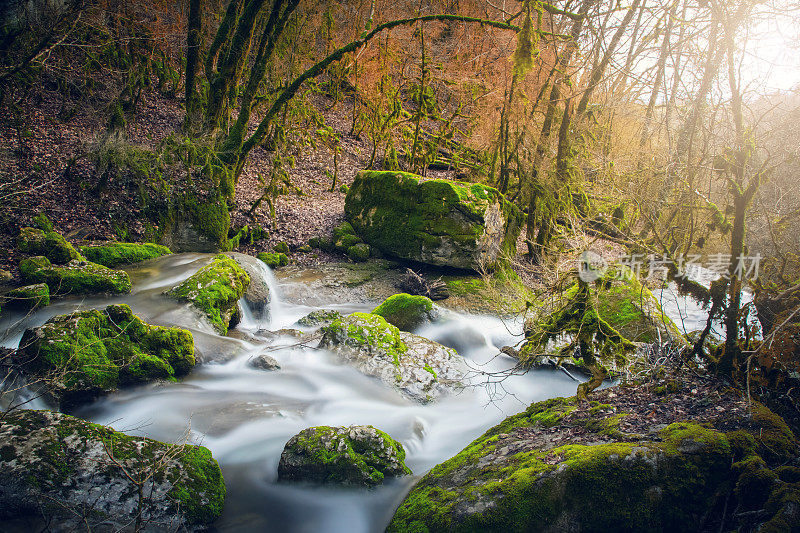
[227,252,271,320]
[319,312,464,403]
[249,352,280,371]
[345,171,524,271]
[18,304,195,408]
[296,309,343,328]
[19,256,131,295]
[0,409,225,530]
[372,293,438,332]
[166,254,250,334]
[80,241,172,267]
[277,425,411,486]
[258,252,289,269]
[2,283,49,310]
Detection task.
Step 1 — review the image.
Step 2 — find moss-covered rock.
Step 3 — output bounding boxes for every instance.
[2,283,50,310]
[372,293,437,332]
[345,171,524,271]
[347,243,370,262]
[0,409,224,529]
[388,399,734,532]
[19,256,132,295]
[80,242,172,267]
[273,241,291,255]
[296,309,344,328]
[166,254,250,334]
[227,252,272,320]
[258,252,289,268]
[320,312,464,402]
[18,304,194,407]
[17,227,82,264]
[277,425,411,486]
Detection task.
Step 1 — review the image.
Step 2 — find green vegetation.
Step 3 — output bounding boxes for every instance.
[323,312,409,366]
[19,256,132,295]
[18,304,194,405]
[80,242,172,267]
[167,254,250,333]
[3,283,50,310]
[17,226,82,265]
[257,251,289,268]
[372,293,435,331]
[347,243,370,262]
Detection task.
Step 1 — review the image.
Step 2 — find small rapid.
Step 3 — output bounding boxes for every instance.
[0,253,696,532]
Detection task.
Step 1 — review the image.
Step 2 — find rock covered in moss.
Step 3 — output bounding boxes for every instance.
[273,241,291,255]
[296,309,344,327]
[372,293,437,332]
[227,252,272,320]
[0,409,225,530]
[345,171,524,271]
[2,283,49,310]
[320,312,464,403]
[80,241,172,267]
[277,425,411,486]
[17,226,82,264]
[347,243,370,262]
[258,251,289,268]
[19,256,132,295]
[18,304,195,407]
[166,254,250,334]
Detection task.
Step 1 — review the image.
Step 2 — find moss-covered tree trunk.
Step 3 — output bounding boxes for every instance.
[184,0,202,128]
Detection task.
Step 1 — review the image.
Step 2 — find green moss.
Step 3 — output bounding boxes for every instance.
[333,221,356,241]
[167,254,250,334]
[372,293,434,331]
[345,171,523,271]
[169,444,226,524]
[17,227,82,265]
[80,242,172,267]
[309,236,335,252]
[347,243,370,262]
[19,304,195,405]
[323,312,408,365]
[3,283,50,310]
[732,455,777,510]
[32,212,54,232]
[273,241,291,255]
[336,233,363,251]
[19,256,132,295]
[257,252,289,268]
[748,402,800,463]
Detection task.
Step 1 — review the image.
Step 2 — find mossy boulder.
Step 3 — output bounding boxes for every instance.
[297,309,344,328]
[345,171,524,271]
[372,293,437,332]
[19,256,132,295]
[273,241,291,255]
[388,398,734,532]
[0,409,224,529]
[17,226,82,264]
[2,283,49,310]
[18,304,195,408]
[319,312,464,403]
[166,254,250,334]
[277,425,411,486]
[257,252,289,269]
[80,241,172,267]
[347,243,370,262]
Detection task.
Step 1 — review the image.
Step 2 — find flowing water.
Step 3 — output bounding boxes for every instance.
[0,254,583,532]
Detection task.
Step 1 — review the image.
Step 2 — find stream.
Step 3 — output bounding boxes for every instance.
[0,253,738,532]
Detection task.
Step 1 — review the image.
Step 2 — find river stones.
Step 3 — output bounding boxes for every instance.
[372,293,438,332]
[319,312,464,403]
[249,351,280,370]
[344,170,524,271]
[227,252,272,320]
[0,409,225,530]
[166,253,250,334]
[277,425,411,486]
[296,309,344,328]
[18,304,195,408]
[19,256,132,295]
[80,241,172,267]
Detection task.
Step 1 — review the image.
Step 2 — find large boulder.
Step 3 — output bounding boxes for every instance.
[227,252,272,320]
[166,254,250,334]
[80,241,172,267]
[387,388,800,533]
[19,256,132,295]
[319,312,464,403]
[277,425,411,486]
[18,304,195,408]
[17,226,82,265]
[345,171,524,271]
[372,293,437,332]
[0,409,225,530]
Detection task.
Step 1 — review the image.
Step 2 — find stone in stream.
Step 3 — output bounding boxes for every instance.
[344,171,524,271]
[372,293,438,332]
[80,241,172,267]
[19,256,132,295]
[2,283,50,310]
[249,351,281,371]
[319,312,464,403]
[296,309,344,328]
[277,425,411,486]
[166,253,250,334]
[17,304,195,408]
[227,252,272,320]
[0,409,225,530]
